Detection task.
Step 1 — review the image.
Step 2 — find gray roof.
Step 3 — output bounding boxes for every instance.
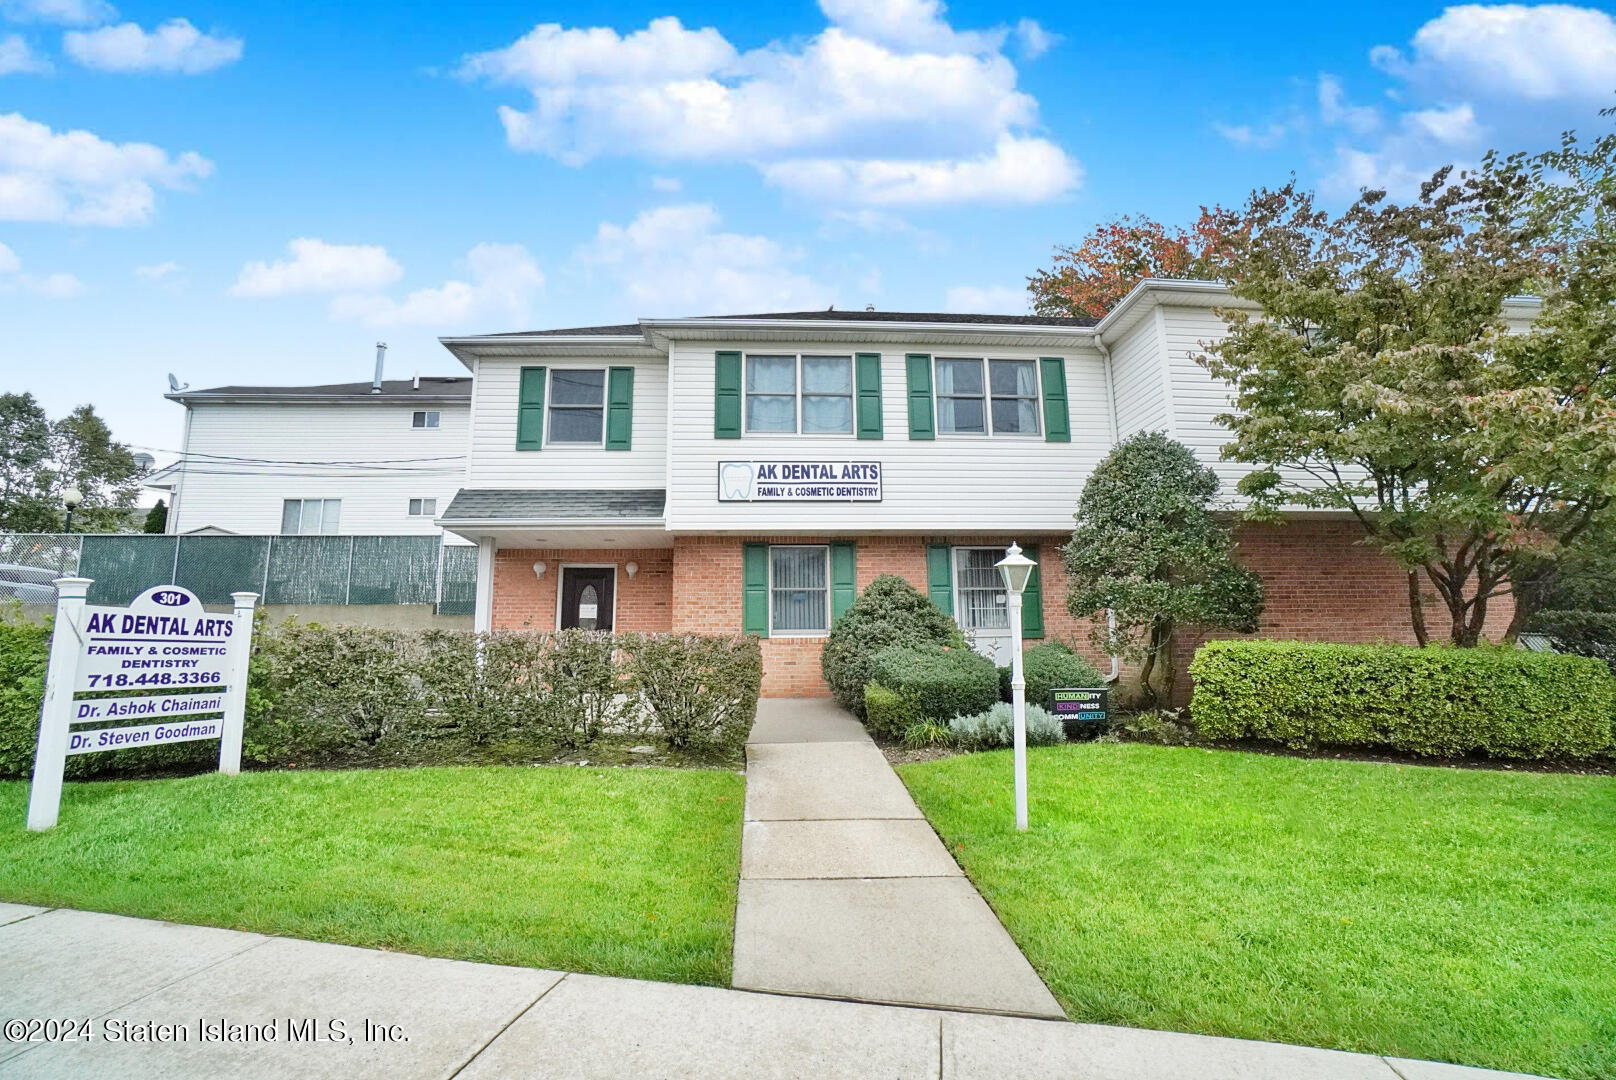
[486,309,1098,337]
[176,377,472,401]
[441,488,666,523]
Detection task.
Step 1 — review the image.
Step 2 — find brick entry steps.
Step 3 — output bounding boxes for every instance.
[733,698,1065,1018]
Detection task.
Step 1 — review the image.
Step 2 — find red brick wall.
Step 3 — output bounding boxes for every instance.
[491,547,673,632]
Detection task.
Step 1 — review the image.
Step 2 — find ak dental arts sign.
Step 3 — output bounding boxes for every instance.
[26,580,258,831]
[718,460,882,502]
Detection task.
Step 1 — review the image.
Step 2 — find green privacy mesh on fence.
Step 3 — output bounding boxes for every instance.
[3,533,477,612]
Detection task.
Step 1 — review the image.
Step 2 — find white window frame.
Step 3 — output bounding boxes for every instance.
[743,354,855,437]
[407,497,437,517]
[280,497,342,536]
[952,546,1011,633]
[767,544,832,637]
[412,410,441,429]
[544,366,608,447]
[933,357,1043,438]
[553,563,619,632]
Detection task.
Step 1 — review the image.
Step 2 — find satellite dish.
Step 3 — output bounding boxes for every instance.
[133,453,155,472]
[167,373,189,391]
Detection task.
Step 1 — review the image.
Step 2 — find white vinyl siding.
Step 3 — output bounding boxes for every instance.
[1108,313,1170,437]
[769,544,829,635]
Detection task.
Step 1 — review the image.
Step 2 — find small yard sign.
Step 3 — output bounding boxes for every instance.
[26,579,257,830]
[1049,687,1109,739]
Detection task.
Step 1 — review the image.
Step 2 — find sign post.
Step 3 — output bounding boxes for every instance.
[26,580,257,830]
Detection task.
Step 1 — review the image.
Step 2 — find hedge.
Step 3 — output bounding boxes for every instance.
[821,575,961,717]
[999,642,1107,705]
[1190,639,1615,759]
[868,644,999,728]
[0,621,763,779]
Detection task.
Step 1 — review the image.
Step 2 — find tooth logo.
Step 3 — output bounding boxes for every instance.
[720,462,755,501]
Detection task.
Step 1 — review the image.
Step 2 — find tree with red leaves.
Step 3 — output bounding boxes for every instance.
[1027,211,1229,319]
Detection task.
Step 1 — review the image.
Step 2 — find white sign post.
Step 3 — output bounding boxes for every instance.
[26,580,257,830]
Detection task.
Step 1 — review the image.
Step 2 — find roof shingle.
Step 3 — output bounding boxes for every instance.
[441,489,666,522]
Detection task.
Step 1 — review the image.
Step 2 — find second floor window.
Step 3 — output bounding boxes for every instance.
[549,369,605,445]
[936,358,1041,436]
[408,498,437,516]
[281,498,340,535]
[412,410,440,428]
[745,354,854,435]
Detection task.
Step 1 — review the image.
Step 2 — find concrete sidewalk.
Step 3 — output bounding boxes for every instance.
[0,905,1544,1079]
[734,698,1063,1017]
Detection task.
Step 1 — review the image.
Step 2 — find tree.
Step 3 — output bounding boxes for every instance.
[1200,122,1616,647]
[1064,432,1263,708]
[0,394,143,532]
[143,500,169,534]
[0,393,57,532]
[1028,211,1228,319]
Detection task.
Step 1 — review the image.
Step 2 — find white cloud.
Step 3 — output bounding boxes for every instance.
[0,0,114,25]
[1371,3,1616,102]
[944,284,1026,313]
[577,203,828,315]
[0,240,84,298]
[330,243,545,328]
[65,18,242,74]
[1404,102,1482,144]
[135,259,180,279]
[650,175,682,192]
[230,238,403,297]
[763,134,1078,206]
[460,5,1078,207]
[0,34,50,74]
[1214,121,1290,149]
[0,111,212,226]
[1317,74,1379,134]
[1013,18,1058,59]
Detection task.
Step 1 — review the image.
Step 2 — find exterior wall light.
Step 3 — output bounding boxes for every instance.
[625,561,639,579]
[532,561,547,579]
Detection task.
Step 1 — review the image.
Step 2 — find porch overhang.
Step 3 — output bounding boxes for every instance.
[437,488,671,549]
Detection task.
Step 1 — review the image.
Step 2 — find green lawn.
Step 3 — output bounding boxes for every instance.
[0,765,745,986]
[899,743,1616,1080]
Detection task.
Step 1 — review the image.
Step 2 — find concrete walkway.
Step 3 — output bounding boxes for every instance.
[0,905,1545,1079]
[733,698,1064,1018]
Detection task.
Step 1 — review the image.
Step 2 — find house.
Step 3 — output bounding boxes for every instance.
[437,279,1528,697]
[149,364,472,538]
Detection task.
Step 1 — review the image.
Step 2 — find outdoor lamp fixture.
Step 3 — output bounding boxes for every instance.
[61,487,83,535]
[532,561,547,579]
[624,561,639,580]
[995,541,1037,832]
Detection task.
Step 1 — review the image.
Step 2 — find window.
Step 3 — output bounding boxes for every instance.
[745,354,854,435]
[769,545,829,634]
[934,358,1041,436]
[408,498,437,517]
[548,369,605,444]
[281,498,341,535]
[954,547,1009,632]
[412,410,440,429]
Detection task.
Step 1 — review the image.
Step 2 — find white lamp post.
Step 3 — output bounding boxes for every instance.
[995,541,1036,832]
[61,487,83,534]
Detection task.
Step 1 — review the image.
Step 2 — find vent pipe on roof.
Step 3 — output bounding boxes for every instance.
[412,370,420,391]
[371,342,387,393]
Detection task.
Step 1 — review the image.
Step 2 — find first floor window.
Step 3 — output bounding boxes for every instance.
[412,410,440,428]
[281,498,341,535]
[954,547,1009,631]
[770,545,829,634]
[408,498,437,516]
[548,369,605,444]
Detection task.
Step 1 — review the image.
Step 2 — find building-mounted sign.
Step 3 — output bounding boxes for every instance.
[26,581,257,831]
[718,461,882,503]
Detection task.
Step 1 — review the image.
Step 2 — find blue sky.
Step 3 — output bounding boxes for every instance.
[4,0,1615,459]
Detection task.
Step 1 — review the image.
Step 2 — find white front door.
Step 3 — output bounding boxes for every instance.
[953,547,1013,666]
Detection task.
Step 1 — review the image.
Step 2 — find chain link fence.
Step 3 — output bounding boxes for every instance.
[0,533,478,614]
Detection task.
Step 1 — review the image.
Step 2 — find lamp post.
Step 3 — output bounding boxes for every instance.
[61,487,83,535]
[995,541,1036,832]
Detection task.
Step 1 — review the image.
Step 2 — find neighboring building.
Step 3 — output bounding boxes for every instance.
[438,280,1529,697]
[149,374,472,537]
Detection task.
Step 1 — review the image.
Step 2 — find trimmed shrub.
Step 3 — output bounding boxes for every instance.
[950,701,1066,749]
[535,629,631,747]
[864,683,923,739]
[869,644,999,726]
[1190,639,1616,759]
[821,575,960,717]
[626,632,761,755]
[0,608,50,779]
[1023,642,1107,704]
[1527,610,1616,675]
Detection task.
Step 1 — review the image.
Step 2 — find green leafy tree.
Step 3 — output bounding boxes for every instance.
[0,394,143,532]
[1064,432,1263,708]
[0,393,55,532]
[143,500,169,534]
[1201,118,1616,646]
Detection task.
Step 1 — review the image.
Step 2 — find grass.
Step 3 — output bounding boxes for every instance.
[0,764,745,986]
[899,742,1616,1080]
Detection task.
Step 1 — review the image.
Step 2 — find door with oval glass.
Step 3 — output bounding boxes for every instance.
[559,566,615,631]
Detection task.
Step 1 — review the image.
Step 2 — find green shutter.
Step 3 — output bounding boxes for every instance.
[1021,542,1044,639]
[905,354,934,440]
[855,354,883,440]
[926,544,952,615]
[1040,357,1070,443]
[830,542,857,622]
[743,543,769,636]
[606,366,634,450]
[516,366,546,450]
[715,351,742,439]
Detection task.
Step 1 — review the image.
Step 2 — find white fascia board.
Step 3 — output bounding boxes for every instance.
[640,320,1096,351]
[434,517,667,530]
[1093,279,1255,343]
[164,393,471,406]
[438,335,661,371]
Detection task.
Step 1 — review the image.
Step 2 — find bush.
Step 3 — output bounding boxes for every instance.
[1526,610,1616,675]
[821,575,960,716]
[1190,639,1616,759]
[0,608,50,779]
[949,701,1067,749]
[902,721,955,748]
[626,633,761,755]
[863,683,923,739]
[869,644,999,726]
[1023,642,1107,704]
